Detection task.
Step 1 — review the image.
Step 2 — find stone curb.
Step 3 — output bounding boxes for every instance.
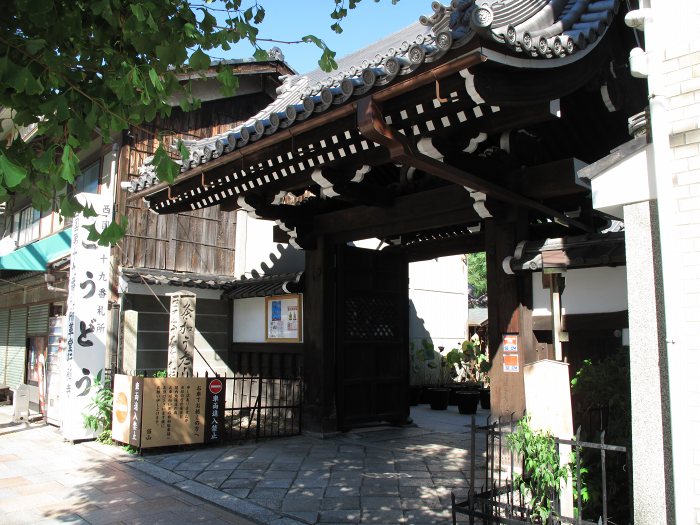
[127,458,306,524]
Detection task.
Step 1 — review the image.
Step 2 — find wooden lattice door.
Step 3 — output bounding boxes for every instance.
[335,244,409,429]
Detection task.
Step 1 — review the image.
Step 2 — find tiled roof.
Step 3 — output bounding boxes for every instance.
[121,267,237,290]
[129,0,621,201]
[121,267,304,299]
[222,272,304,299]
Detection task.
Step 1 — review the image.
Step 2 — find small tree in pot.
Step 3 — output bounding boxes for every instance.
[446,335,491,413]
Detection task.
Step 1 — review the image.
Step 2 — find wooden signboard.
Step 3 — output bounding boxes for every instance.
[111,374,224,448]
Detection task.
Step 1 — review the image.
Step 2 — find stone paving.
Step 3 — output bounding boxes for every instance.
[0,406,258,525]
[132,405,491,524]
[0,403,490,524]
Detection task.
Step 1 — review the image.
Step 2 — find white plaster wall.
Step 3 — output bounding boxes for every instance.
[232,297,266,343]
[234,212,304,278]
[532,266,628,316]
[409,255,469,350]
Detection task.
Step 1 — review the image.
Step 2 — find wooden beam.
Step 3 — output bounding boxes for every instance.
[314,185,479,242]
[383,232,485,262]
[515,158,590,199]
[320,167,394,207]
[357,97,594,233]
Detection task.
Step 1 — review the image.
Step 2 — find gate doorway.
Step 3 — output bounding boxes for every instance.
[335,245,409,430]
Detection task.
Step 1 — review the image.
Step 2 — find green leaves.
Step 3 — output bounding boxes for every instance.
[0,152,28,188]
[507,416,579,523]
[189,48,211,71]
[59,195,84,218]
[60,145,80,183]
[24,38,47,55]
[6,66,44,95]
[302,35,338,72]
[155,44,187,67]
[85,215,128,246]
[0,0,401,245]
[130,3,146,22]
[216,67,239,97]
[153,144,180,184]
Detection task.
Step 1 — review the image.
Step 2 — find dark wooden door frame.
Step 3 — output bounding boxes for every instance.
[335,244,410,430]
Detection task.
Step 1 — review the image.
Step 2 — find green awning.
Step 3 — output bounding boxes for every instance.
[0,230,71,271]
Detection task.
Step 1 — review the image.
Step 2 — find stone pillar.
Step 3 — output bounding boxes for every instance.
[623,200,674,524]
[166,291,197,378]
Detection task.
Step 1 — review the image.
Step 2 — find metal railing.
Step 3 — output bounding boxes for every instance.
[221,374,303,442]
[452,415,631,525]
[113,367,304,442]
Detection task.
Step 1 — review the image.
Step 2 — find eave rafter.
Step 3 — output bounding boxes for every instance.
[356,96,594,233]
[312,166,395,208]
[382,224,485,262]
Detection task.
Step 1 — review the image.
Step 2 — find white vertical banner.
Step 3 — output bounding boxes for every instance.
[62,194,112,441]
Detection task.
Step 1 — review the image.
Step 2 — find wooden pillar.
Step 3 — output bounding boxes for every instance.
[485,218,535,418]
[302,236,337,434]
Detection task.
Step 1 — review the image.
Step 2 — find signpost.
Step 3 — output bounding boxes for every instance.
[112,374,225,448]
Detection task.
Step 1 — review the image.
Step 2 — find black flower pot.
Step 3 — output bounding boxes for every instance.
[449,385,467,405]
[480,388,491,410]
[428,388,450,410]
[456,391,480,414]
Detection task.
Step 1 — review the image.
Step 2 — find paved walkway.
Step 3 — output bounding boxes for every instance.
[0,403,490,524]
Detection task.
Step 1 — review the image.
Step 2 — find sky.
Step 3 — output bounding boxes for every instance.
[216,0,431,74]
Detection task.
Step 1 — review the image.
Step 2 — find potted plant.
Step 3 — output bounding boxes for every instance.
[426,346,452,410]
[409,338,437,405]
[445,335,491,414]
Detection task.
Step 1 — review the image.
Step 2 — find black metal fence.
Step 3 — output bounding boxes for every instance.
[220,374,303,442]
[452,415,631,525]
[113,368,304,442]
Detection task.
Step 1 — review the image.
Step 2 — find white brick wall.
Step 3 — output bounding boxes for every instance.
[664,33,700,524]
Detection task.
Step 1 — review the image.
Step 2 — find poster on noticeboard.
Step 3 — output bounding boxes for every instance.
[265,294,302,342]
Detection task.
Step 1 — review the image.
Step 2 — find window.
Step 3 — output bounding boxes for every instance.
[73,160,100,194]
[11,206,41,246]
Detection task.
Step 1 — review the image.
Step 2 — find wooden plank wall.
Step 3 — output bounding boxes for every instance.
[120,93,271,275]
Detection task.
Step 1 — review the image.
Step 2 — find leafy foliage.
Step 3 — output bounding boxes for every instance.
[445,335,490,385]
[82,370,113,444]
[467,252,487,299]
[507,416,587,523]
[0,0,398,243]
[571,347,631,521]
